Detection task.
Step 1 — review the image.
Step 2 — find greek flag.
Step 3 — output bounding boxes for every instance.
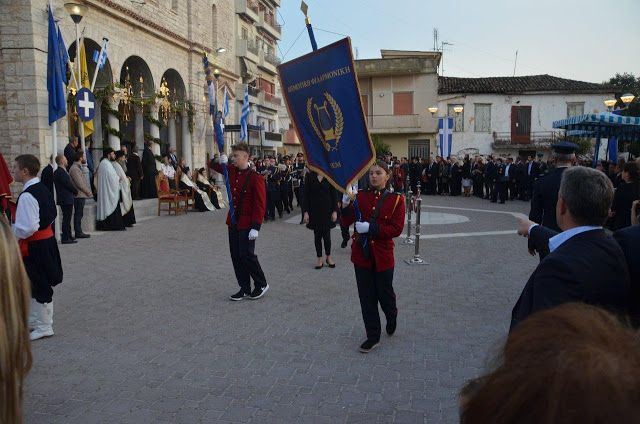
[439,117,453,158]
[223,86,230,118]
[92,41,107,70]
[240,86,250,141]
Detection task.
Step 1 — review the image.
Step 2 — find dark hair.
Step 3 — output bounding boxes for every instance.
[559,166,613,226]
[622,161,640,197]
[369,160,391,189]
[231,142,250,154]
[73,151,84,163]
[14,154,40,177]
[461,303,640,424]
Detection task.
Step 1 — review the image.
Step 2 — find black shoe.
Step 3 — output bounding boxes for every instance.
[61,239,77,244]
[75,233,91,239]
[359,339,379,353]
[278,213,283,219]
[315,263,323,270]
[299,220,304,225]
[386,317,397,336]
[341,239,348,249]
[230,290,250,301]
[249,284,269,299]
[490,200,497,203]
[500,201,505,204]
[326,259,335,268]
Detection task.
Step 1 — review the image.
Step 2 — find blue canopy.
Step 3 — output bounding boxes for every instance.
[553,112,640,141]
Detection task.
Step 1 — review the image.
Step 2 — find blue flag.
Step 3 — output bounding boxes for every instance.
[56,27,69,84]
[277,38,374,193]
[92,40,108,70]
[223,87,230,118]
[439,118,453,158]
[47,5,66,125]
[240,86,250,141]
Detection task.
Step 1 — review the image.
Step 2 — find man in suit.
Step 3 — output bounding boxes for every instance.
[127,146,143,200]
[426,157,438,195]
[613,201,639,325]
[504,158,516,200]
[408,157,422,194]
[449,157,460,196]
[64,137,78,171]
[141,141,158,198]
[41,155,54,194]
[491,158,507,203]
[528,142,577,260]
[85,139,95,198]
[53,155,79,244]
[537,153,548,177]
[525,155,539,201]
[512,166,630,331]
[515,156,526,200]
[168,147,178,170]
[483,156,495,199]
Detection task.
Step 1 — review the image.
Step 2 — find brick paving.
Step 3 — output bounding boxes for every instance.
[24,195,536,424]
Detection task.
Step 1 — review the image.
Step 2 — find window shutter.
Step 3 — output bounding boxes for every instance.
[447,105,464,132]
[474,104,491,132]
[393,92,413,115]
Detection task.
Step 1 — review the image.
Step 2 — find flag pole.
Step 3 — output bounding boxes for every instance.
[90,37,108,92]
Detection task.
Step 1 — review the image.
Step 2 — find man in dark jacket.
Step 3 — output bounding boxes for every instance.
[525,155,539,200]
[53,155,78,244]
[127,146,144,200]
[483,156,495,199]
[64,137,78,171]
[141,141,158,198]
[528,142,577,260]
[515,156,526,200]
[613,220,640,326]
[512,166,630,331]
[41,155,54,194]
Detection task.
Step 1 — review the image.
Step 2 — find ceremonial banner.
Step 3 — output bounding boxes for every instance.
[439,117,453,159]
[278,38,374,193]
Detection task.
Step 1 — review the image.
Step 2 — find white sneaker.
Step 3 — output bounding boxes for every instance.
[30,302,54,341]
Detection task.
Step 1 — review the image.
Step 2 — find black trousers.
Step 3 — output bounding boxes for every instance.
[130,179,141,199]
[485,181,494,199]
[280,190,290,213]
[60,204,73,241]
[288,188,294,209]
[314,228,331,257]
[228,227,267,293]
[493,181,507,202]
[354,264,396,342]
[294,186,302,206]
[73,198,85,235]
[267,191,282,218]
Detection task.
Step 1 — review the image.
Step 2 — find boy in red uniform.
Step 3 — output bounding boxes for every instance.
[341,161,405,352]
[209,143,269,300]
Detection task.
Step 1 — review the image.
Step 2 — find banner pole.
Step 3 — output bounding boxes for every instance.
[51,120,61,242]
[90,37,108,92]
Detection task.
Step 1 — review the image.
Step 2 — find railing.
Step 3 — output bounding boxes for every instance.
[265,92,281,106]
[264,52,281,66]
[248,86,259,98]
[263,13,282,34]
[367,114,420,129]
[493,131,558,145]
[246,0,259,14]
[246,39,258,55]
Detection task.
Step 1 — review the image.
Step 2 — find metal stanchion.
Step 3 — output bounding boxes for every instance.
[402,185,414,245]
[405,197,428,266]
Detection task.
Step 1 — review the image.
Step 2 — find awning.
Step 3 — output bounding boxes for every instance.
[241,57,259,79]
[553,112,640,141]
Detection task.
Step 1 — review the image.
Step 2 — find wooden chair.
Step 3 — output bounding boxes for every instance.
[175,168,196,212]
[155,173,187,215]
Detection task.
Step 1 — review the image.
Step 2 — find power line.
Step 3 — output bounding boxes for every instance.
[314,27,348,37]
[280,26,307,61]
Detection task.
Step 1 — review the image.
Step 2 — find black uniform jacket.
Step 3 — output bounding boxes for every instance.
[511,225,630,331]
[613,225,640,324]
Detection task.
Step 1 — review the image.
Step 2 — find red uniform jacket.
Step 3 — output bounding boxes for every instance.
[209,161,266,231]
[341,189,405,272]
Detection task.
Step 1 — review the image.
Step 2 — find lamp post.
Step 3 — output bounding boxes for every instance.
[428,105,464,157]
[64,2,91,190]
[604,93,636,112]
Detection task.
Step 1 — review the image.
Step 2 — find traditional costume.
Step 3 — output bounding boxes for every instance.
[13,177,63,340]
[115,153,136,227]
[96,152,125,231]
[179,170,214,212]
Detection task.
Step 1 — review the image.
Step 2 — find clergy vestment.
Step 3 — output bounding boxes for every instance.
[180,172,214,212]
[96,159,125,231]
[115,161,136,227]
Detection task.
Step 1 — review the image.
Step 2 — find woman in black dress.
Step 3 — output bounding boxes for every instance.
[610,161,640,231]
[303,171,338,269]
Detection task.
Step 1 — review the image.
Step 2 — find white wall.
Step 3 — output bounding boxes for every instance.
[436,92,614,156]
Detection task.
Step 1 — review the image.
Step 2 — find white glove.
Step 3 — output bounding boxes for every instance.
[248,229,259,240]
[355,221,370,234]
[342,193,351,204]
[219,154,228,164]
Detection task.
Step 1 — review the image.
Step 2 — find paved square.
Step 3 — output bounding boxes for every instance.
[24,195,536,424]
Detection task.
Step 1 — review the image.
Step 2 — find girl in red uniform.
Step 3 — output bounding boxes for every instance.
[341,161,406,352]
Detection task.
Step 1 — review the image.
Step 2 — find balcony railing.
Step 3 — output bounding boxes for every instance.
[264,52,281,66]
[246,39,258,55]
[246,0,259,14]
[492,131,558,146]
[264,92,281,106]
[248,86,260,98]
[264,13,282,34]
[367,114,420,130]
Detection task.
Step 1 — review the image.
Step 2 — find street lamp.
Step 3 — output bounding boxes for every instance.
[215,47,227,54]
[604,93,636,112]
[604,99,617,112]
[621,93,636,105]
[65,2,91,191]
[453,105,464,114]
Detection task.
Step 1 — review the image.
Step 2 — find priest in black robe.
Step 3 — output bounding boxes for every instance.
[141,141,158,198]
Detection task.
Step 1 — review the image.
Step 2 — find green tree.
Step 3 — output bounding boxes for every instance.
[604,72,640,116]
[371,134,391,157]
